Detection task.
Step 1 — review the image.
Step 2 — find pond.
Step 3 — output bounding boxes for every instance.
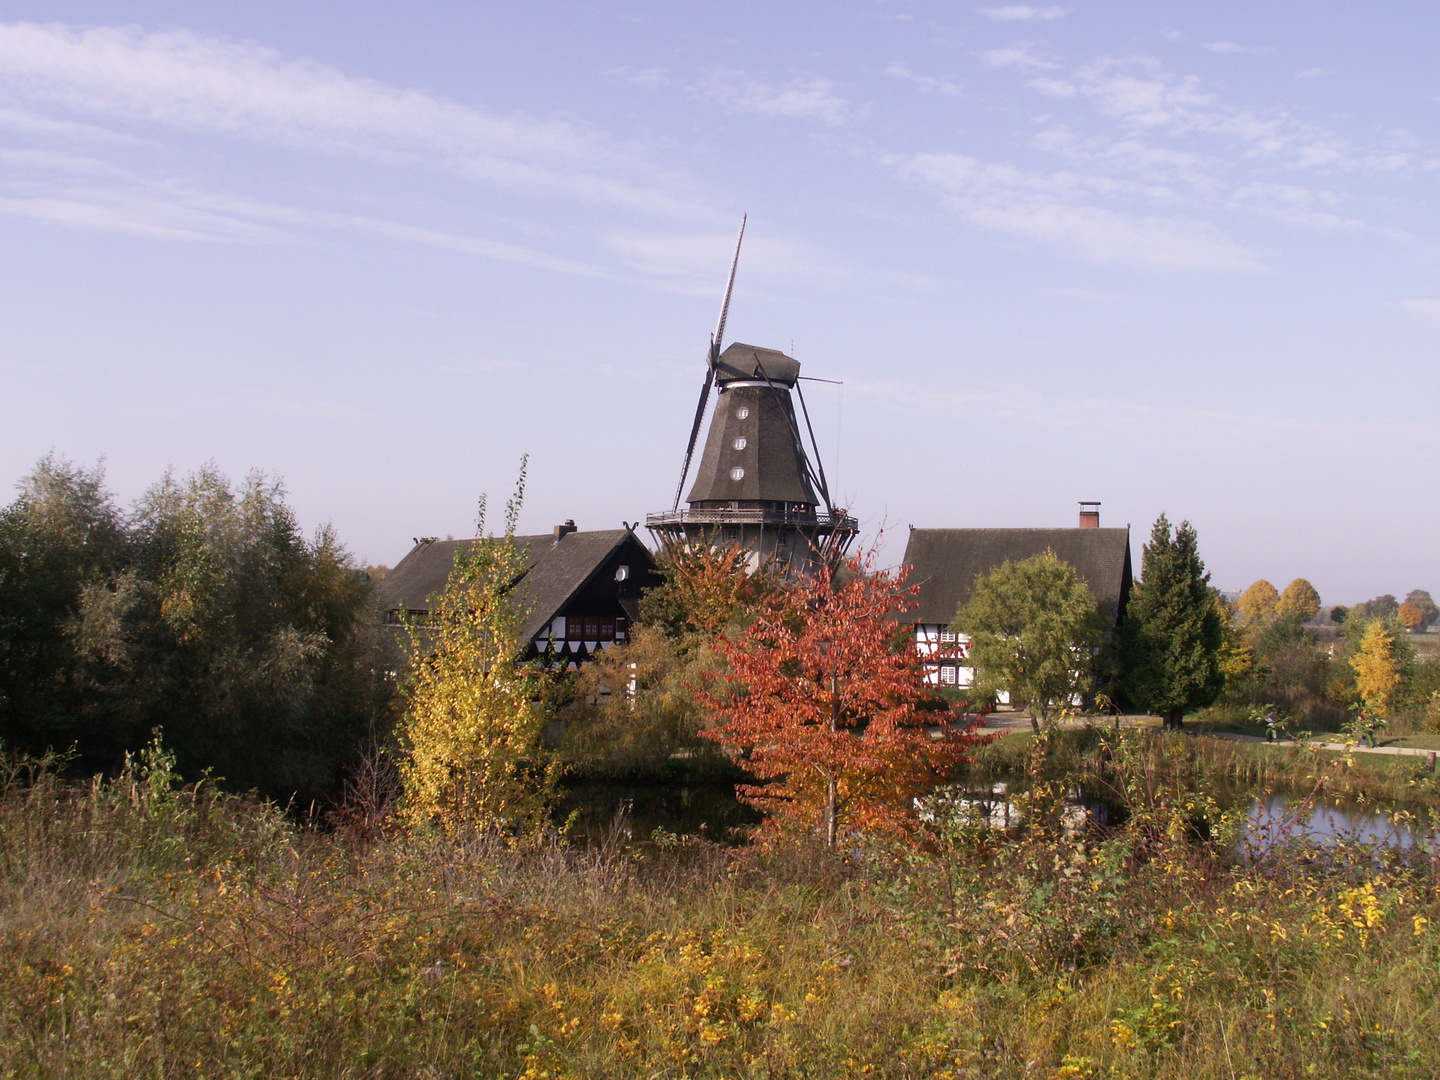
[557,780,760,845]
[1243,794,1438,855]
[925,782,1439,856]
[558,777,1438,856]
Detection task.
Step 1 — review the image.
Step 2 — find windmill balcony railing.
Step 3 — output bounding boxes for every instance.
[646,507,858,531]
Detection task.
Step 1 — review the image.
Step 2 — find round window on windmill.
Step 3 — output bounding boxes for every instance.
[730,467,744,481]
[733,437,747,450]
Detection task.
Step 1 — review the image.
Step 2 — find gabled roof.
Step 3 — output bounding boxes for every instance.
[902,527,1133,626]
[378,529,650,643]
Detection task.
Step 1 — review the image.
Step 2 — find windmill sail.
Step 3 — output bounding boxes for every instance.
[672,215,746,511]
[648,220,856,572]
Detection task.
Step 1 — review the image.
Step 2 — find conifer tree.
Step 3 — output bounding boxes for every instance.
[1121,514,1224,730]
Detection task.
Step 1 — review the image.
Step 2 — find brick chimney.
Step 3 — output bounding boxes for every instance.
[554,519,577,539]
[1078,502,1100,528]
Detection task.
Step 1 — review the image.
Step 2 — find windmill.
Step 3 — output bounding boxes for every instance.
[648,218,857,570]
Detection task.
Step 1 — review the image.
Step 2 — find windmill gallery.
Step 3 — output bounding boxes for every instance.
[378,218,1132,687]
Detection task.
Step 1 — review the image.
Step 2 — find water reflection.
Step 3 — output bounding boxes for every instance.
[929,784,1437,857]
[559,779,1438,857]
[1243,795,1437,854]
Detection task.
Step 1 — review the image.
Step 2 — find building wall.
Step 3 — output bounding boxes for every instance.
[914,623,975,688]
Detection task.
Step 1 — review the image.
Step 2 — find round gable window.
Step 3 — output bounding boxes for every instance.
[735,407,750,419]
[730,467,745,481]
[732,437,747,450]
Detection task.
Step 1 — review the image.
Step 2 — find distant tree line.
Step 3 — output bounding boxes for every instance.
[1202,580,1439,734]
[0,455,394,805]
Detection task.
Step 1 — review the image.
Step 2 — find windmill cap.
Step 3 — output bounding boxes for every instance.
[715,342,800,387]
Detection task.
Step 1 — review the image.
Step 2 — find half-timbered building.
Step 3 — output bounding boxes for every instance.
[902,506,1133,688]
[377,522,660,664]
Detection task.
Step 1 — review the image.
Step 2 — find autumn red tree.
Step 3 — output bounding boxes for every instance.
[696,550,986,846]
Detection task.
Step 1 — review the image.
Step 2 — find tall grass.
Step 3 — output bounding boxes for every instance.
[2,732,1438,1078]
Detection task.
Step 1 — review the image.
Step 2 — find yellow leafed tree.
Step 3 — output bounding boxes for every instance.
[1237,579,1280,625]
[398,460,559,836]
[1350,619,1401,717]
[1276,578,1321,623]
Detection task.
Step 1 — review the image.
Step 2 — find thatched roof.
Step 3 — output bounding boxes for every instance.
[902,527,1133,627]
[378,529,653,643]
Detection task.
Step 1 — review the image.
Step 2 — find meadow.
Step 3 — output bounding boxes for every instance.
[3,730,1438,1080]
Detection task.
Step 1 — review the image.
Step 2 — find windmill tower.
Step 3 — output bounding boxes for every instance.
[646,218,858,570]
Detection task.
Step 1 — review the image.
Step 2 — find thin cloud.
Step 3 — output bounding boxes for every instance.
[904,152,1266,272]
[693,69,853,126]
[978,6,1066,21]
[1295,67,1332,80]
[607,66,669,89]
[1395,298,1440,327]
[983,45,1059,71]
[0,21,701,216]
[603,228,849,285]
[1030,78,1077,98]
[1015,56,1411,244]
[1047,58,1357,172]
[264,398,369,421]
[1046,286,1127,303]
[0,191,278,243]
[885,62,961,97]
[1201,42,1274,56]
[1230,182,1362,231]
[0,148,612,274]
[850,374,1439,449]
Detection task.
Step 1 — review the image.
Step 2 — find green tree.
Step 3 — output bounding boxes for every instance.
[127,466,391,802]
[564,622,727,770]
[560,542,786,766]
[1237,579,1280,625]
[1121,515,1225,730]
[952,550,1107,735]
[397,461,559,836]
[0,456,392,803]
[1354,594,1399,622]
[1276,578,1322,624]
[0,455,130,757]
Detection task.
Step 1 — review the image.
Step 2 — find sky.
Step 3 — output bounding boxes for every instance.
[1,1,1438,603]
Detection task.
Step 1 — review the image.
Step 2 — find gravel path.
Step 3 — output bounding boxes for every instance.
[1202,731,1439,760]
